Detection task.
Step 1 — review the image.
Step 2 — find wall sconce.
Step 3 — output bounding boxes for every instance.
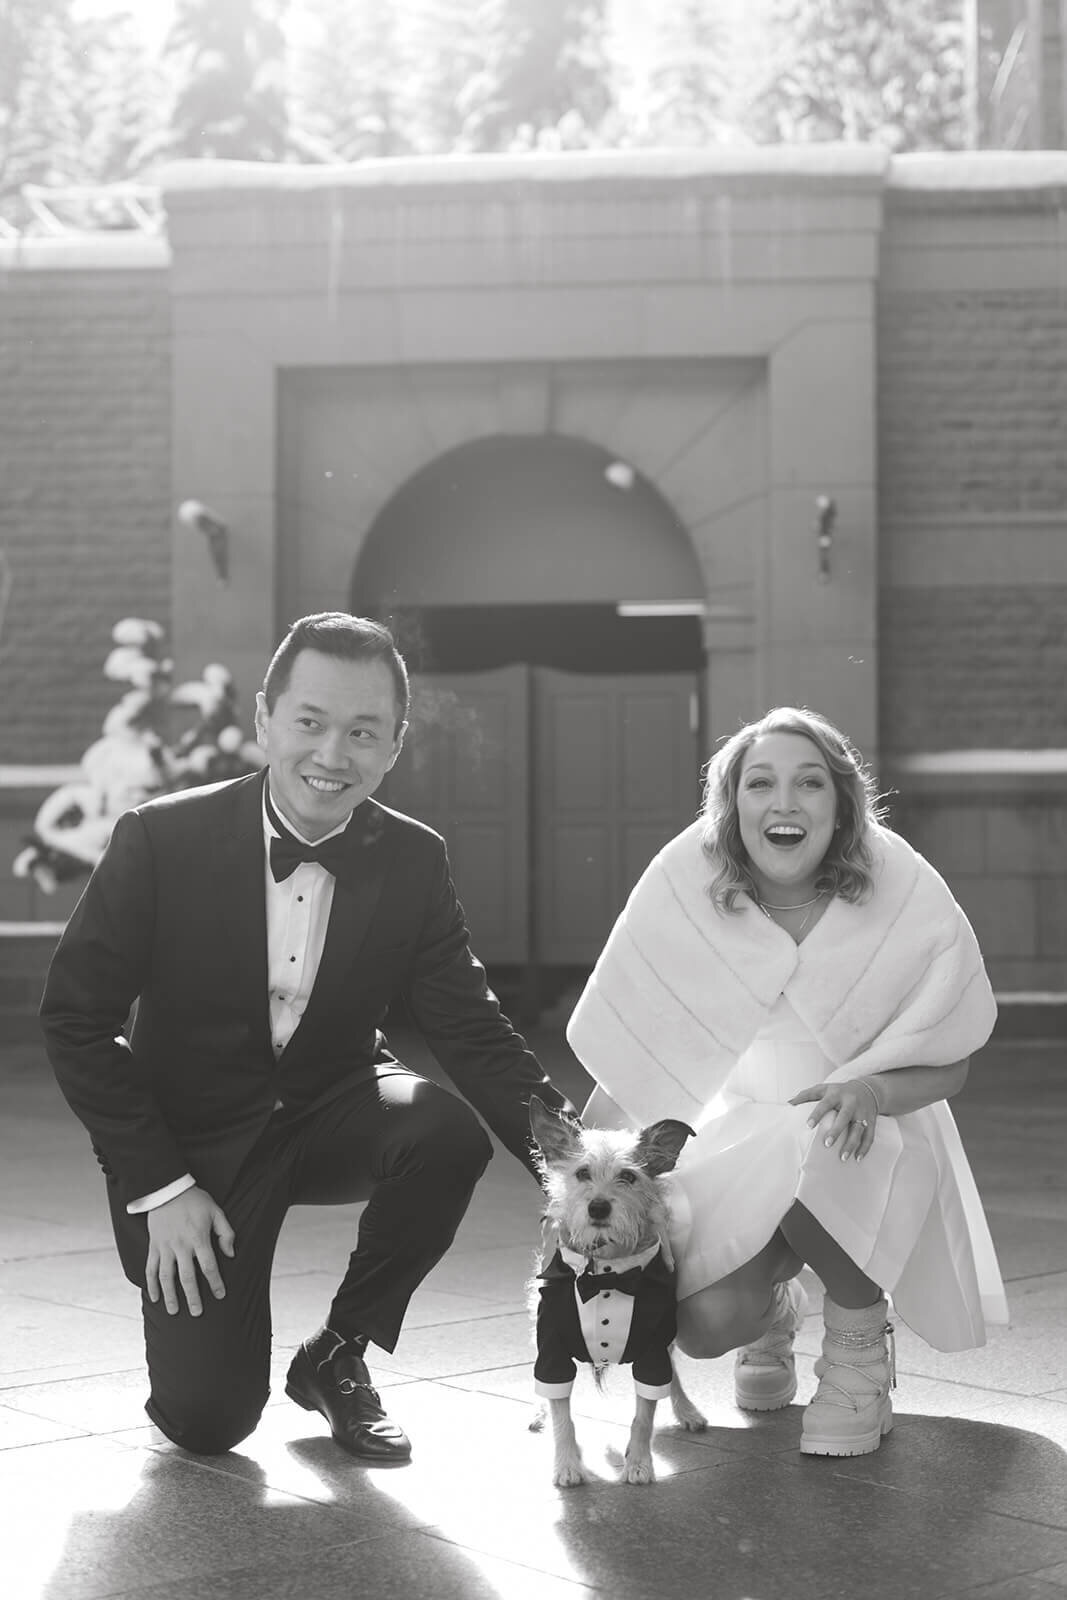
[815,495,836,583]
[178,499,229,583]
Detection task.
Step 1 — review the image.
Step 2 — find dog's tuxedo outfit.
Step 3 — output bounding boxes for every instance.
[534,1240,677,1400]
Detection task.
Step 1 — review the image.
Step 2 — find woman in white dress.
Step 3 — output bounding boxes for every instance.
[567,706,1006,1458]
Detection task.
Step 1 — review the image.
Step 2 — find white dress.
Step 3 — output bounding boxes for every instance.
[667,994,977,1349]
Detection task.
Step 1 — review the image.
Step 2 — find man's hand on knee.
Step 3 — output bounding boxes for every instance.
[145,1186,236,1316]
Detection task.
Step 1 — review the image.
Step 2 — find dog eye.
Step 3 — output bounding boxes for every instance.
[574,1165,592,1182]
[618,1170,638,1185]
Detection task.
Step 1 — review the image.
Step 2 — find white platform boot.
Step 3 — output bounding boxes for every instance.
[734,1279,808,1411]
[800,1294,895,1457]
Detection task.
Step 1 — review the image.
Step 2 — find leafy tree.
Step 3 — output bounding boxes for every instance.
[458,0,616,152]
[154,0,289,163]
[289,0,416,160]
[643,0,729,147]
[76,12,169,183]
[744,0,967,152]
[404,0,487,153]
[0,1,83,218]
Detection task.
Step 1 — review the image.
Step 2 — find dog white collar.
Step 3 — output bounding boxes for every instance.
[559,1240,662,1277]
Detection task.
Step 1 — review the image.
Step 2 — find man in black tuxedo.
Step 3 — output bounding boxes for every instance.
[41,612,571,1461]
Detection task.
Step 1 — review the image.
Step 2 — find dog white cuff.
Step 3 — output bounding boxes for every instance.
[534,1378,574,1399]
[634,1379,672,1401]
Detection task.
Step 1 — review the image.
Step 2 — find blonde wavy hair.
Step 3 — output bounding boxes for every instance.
[701,706,887,913]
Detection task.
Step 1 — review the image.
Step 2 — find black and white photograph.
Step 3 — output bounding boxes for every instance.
[1,2,1065,1597]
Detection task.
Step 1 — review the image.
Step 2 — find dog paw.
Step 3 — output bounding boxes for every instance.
[552,1460,587,1488]
[624,1454,655,1485]
[673,1401,708,1432]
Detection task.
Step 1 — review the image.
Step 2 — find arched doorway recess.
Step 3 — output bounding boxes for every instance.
[353,434,706,998]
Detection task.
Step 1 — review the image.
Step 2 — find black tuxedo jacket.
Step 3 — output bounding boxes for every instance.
[40,770,565,1207]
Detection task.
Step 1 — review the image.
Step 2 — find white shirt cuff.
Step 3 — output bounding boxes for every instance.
[126,1174,197,1214]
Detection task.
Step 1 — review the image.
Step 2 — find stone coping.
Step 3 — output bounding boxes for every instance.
[0,235,169,270]
[155,148,1067,198]
[886,752,1067,798]
[156,145,891,197]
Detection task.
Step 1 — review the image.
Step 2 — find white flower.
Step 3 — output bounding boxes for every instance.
[103,646,147,683]
[217,725,244,753]
[202,663,232,689]
[111,618,163,646]
[102,690,151,734]
[12,846,35,879]
[170,681,213,712]
[185,745,214,775]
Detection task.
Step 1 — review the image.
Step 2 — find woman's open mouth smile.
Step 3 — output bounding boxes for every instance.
[764,825,807,849]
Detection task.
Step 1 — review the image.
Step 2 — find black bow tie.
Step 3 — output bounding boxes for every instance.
[269,831,349,883]
[266,792,350,883]
[575,1265,645,1302]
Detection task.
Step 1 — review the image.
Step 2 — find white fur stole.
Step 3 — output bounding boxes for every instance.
[566,821,997,1130]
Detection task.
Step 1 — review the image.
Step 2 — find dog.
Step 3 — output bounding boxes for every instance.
[528,1094,707,1486]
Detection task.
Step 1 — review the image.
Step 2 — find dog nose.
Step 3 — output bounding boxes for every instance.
[587,1198,612,1222]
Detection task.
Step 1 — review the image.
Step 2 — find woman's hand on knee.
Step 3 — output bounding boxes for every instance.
[789,1080,877,1162]
[145,1186,235,1316]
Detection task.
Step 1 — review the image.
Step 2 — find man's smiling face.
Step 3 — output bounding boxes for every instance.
[255,648,406,841]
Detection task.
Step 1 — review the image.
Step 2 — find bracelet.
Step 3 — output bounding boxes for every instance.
[854,1076,885,1116]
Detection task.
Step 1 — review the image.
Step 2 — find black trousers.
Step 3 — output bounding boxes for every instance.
[112,1064,493,1455]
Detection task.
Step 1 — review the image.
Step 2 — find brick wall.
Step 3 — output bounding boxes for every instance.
[879,584,1067,753]
[0,264,171,762]
[877,279,1067,755]
[878,288,1067,521]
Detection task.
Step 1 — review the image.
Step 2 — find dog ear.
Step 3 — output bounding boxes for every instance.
[632,1119,696,1176]
[529,1095,583,1164]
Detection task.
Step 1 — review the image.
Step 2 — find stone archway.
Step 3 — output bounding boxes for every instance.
[345,430,707,975]
[351,430,705,676]
[275,357,769,744]
[353,431,704,609]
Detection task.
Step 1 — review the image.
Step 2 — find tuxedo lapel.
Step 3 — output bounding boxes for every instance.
[215,770,273,1059]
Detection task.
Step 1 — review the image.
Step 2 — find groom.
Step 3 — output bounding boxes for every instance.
[41,612,570,1460]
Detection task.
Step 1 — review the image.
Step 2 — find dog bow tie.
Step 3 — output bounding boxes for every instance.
[269,831,349,883]
[576,1265,645,1302]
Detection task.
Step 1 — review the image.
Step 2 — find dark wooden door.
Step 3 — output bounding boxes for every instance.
[383,665,700,967]
[383,664,530,962]
[532,669,700,964]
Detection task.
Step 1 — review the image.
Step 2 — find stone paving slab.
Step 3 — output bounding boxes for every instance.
[1,1033,1064,1600]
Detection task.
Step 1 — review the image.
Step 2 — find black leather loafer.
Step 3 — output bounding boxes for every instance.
[285,1327,412,1461]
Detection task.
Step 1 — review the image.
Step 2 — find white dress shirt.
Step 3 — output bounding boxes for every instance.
[127,786,347,1214]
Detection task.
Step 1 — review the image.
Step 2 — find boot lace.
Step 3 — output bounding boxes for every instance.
[812,1320,896,1411]
[738,1286,800,1370]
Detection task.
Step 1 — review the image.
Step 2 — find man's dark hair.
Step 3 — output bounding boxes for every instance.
[262,613,410,729]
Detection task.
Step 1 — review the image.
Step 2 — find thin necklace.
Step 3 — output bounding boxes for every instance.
[757,894,821,910]
[756,891,825,939]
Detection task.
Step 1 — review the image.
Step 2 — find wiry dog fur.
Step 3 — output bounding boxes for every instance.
[529,1096,707,1486]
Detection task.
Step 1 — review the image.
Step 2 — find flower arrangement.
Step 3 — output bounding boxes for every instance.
[13,618,263,894]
